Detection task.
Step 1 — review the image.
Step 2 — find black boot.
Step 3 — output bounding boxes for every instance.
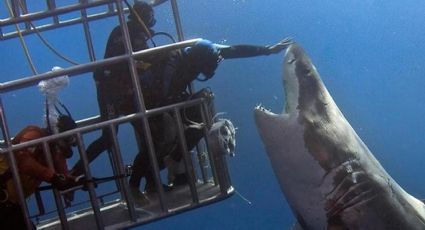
[144,182,173,193]
[172,173,188,186]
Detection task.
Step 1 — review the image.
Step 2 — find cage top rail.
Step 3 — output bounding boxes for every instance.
[1,0,119,40]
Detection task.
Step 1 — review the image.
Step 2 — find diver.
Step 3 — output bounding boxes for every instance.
[129,38,293,197]
[0,114,79,229]
[70,1,161,180]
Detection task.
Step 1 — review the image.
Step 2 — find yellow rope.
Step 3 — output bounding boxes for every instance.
[124,0,153,39]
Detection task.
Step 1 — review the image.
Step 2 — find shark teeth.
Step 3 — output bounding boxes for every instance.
[254,104,273,114]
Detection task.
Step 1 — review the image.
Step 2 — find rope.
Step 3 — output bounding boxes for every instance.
[234,187,252,205]
[25,24,80,65]
[123,0,156,46]
[15,0,79,65]
[4,0,38,75]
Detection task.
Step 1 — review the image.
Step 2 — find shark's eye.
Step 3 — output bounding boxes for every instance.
[288,57,296,64]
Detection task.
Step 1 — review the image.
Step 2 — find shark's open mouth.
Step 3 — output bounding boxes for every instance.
[254,44,300,120]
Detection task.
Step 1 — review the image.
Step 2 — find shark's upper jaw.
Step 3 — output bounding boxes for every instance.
[282,44,302,115]
[253,43,304,122]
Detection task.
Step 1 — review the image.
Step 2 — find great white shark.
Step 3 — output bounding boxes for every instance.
[254,44,425,229]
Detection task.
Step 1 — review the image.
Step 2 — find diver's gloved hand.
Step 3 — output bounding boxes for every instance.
[266,37,294,54]
[76,175,98,191]
[62,175,92,207]
[51,173,79,191]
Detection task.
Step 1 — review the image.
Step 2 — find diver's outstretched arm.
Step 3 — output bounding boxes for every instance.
[219,37,293,59]
[149,0,169,6]
[265,37,293,54]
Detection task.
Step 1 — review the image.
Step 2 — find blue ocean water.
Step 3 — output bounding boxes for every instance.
[1,1,425,229]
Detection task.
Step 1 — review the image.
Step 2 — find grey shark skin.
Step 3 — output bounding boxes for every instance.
[254,44,425,229]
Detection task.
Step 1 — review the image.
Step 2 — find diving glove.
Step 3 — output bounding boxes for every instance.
[266,37,294,54]
[51,174,78,191]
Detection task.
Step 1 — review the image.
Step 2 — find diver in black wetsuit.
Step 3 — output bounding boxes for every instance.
[70,1,157,177]
[129,38,293,197]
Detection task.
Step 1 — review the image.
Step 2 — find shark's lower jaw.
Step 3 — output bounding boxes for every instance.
[254,104,276,116]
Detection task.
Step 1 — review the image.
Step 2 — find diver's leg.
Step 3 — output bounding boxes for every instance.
[130,115,174,191]
[184,88,214,151]
[128,117,148,190]
[169,110,205,186]
[129,149,170,192]
[71,84,119,176]
[129,152,150,189]
[71,127,116,176]
[128,152,151,204]
[169,127,204,186]
[170,89,214,185]
[143,158,170,193]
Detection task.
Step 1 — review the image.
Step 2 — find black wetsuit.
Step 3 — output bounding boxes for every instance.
[129,43,275,190]
[71,21,152,176]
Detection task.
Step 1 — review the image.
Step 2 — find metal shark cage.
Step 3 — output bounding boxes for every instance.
[0,0,234,229]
